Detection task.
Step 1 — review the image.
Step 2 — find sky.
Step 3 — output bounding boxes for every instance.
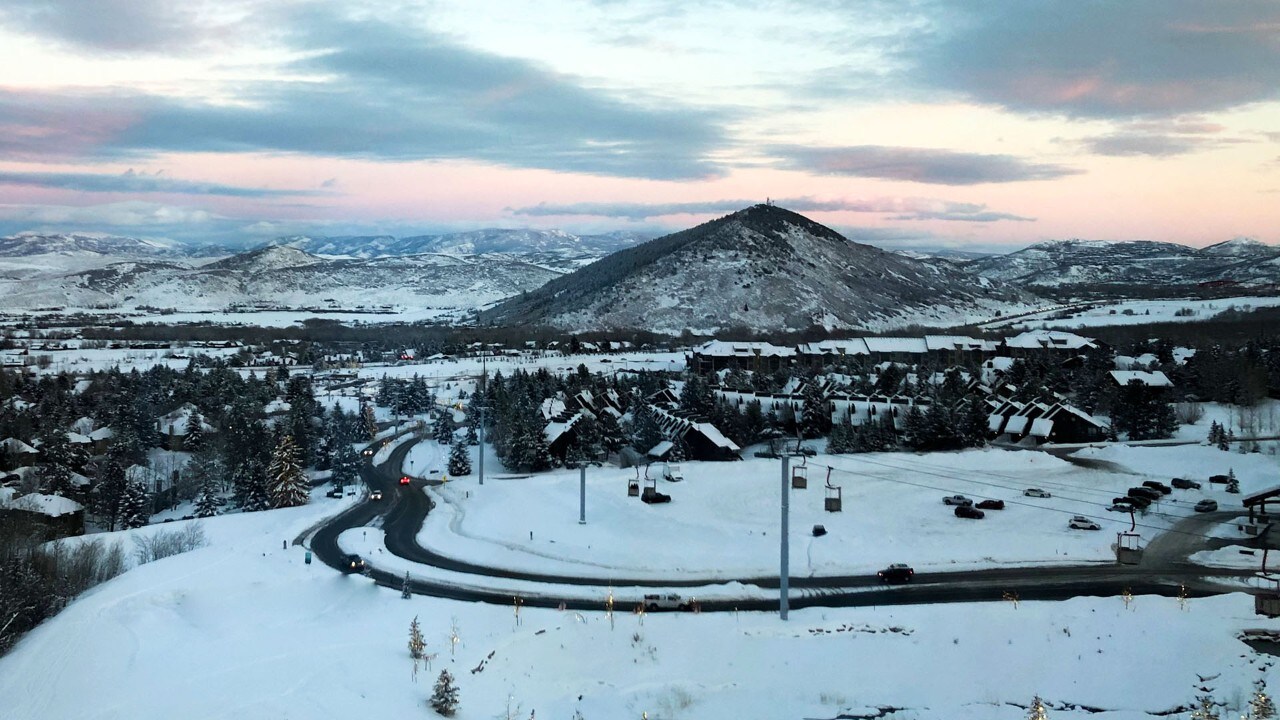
[0,0,1277,251]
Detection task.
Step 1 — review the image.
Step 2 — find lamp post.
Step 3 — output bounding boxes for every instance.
[780,454,790,621]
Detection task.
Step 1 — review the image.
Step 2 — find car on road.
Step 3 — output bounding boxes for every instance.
[400,475,412,485]
[1195,499,1219,513]
[1128,487,1161,501]
[954,505,985,519]
[643,593,691,611]
[1142,480,1172,495]
[943,495,973,506]
[975,499,1005,510]
[369,489,383,500]
[342,554,366,573]
[361,447,375,457]
[1068,516,1101,530]
[1023,488,1051,498]
[877,564,915,583]
[1171,478,1201,490]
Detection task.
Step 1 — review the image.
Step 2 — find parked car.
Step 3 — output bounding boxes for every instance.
[1194,499,1219,512]
[342,554,366,573]
[1171,478,1201,490]
[1142,480,1172,495]
[955,505,985,519]
[1128,487,1161,501]
[1023,488,1051,498]
[370,489,383,501]
[1108,502,1136,512]
[1123,494,1152,509]
[1068,516,1101,530]
[976,499,1005,510]
[943,495,974,506]
[812,524,827,537]
[1209,474,1231,484]
[877,564,915,583]
[325,487,343,498]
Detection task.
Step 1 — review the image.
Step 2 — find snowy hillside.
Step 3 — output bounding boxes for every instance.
[484,204,1040,333]
[964,237,1280,288]
[266,228,648,258]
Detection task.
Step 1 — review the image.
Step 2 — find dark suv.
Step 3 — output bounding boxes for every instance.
[878,564,915,583]
[1128,487,1161,501]
[1141,480,1172,495]
[1171,478,1201,490]
[342,554,366,573]
[955,505,985,519]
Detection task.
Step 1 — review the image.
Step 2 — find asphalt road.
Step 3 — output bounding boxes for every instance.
[307,438,1267,612]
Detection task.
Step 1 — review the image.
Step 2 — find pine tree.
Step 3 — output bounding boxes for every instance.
[194,474,220,518]
[1207,420,1222,446]
[902,405,929,450]
[361,402,378,440]
[1190,694,1220,720]
[630,403,665,455]
[430,670,460,716]
[1027,695,1049,720]
[447,442,472,476]
[433,411,456,445]
[1249,679,1276,719]
[185,411,205,451]
[596,410,624,452]
[826,416,850,454]
[463,423,479,447]
[1217,422,1231,451]
[330,441,360,489]
[119,476,151,529]
[799,382,830,439]
[92,459,129,531]
[408,615,426,659]
[668,435,689,462]
[267,435,309,509]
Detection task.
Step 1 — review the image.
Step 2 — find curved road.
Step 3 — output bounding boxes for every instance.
[309,438,1267,612]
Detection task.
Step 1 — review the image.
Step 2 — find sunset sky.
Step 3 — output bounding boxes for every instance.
[0,0,1277,250]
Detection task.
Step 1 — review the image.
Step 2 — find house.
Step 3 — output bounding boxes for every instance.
[263,399,292,417]
[1031,402,1108,444]
[155,403,216,451]
[1003,330,1097,357]
[830,394,928,431]
[1108,370,1172,389]
[862,337,930,364]
[648,405,741,461]
[689,341,796,374]
[89,427,115,454]
[796,339,871,367]
[544,411,589,463]
[0,438,38,471]
[0,491,85,538]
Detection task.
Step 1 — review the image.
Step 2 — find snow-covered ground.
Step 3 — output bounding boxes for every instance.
[400,445,1269,581]
[2,486,1276,720]
[996,296,1280,330]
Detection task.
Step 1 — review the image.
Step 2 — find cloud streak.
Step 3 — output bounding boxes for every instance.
[510,196,1034,222]
[0,169,322,197]
[769,145,1081,185]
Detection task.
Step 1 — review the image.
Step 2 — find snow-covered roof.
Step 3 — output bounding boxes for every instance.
[694,340,796,358]
[863,337,929,354]
[66,431,92,445]
[0,487,16,505]
[648,440,674,458]
[1029,418,1054,438]
[156,403,213,436]
[9,492,83,517]
[89,427,115,441]
[1110,370,1172,388]
[543,411,583,446]
[694,421,740,451]
[263,399,292,415]
[984,357,1016,371]
[3,397,32,411]
[796,339,870,356]
[0,438,37,454]
[72,379,93,394]
[71,416,96,434]
[924,335,989,352]
[540,397,567,420]
[1004,416,1030,435]
[1004,330,1096,350]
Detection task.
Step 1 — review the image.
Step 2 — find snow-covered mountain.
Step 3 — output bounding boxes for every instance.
[962,237,1280,289]
[483,204,1039,333]
[0,246,564,312]
[265,229,648,259]
[0,232,179,258]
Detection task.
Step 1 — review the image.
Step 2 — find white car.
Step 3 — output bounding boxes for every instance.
[942,495,973,506]
[1068,516,1100,530]
[1024,488,1052,498]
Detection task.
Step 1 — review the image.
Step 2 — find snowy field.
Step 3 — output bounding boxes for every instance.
[399,444,1273,581]
[1,486,1276,720]
[994,296,1280,330]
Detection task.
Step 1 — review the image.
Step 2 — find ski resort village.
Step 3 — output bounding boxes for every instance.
[3,1,1280,719]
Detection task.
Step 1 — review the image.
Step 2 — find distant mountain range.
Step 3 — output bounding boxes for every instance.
[263,228,648,259]
[483,204,1038,333]
[961,237,1280,289]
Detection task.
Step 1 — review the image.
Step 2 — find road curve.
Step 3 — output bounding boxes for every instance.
[309,438,1266,612]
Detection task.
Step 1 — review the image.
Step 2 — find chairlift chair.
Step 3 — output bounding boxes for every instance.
[792,454,808,489]
[628,466,640,497]
[824,468,842,512]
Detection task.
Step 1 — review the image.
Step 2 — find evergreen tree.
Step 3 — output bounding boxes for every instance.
[1026,695,1049,720]
[237,460,270,511]
[35,428,74,496]
[119,476,151,529]
[668,435,689,462]
[596,410,624,453]
[430,670,460,716]
[361,402,378,440]
[572,414,604,462]
[1249,679,1276,719]
[433,411,456,445]
[185,411,205,451]
[826,415,851,454]
[463,423,479,447]
[742,399,766,446]
[1190,694,1220,720]
[408,616,426,659]
[902,405,929,450]
[630,403,665,455]
[961,397,990,447]
[447,442,472,476]
[194,474,220,518]
[91,459,129,531]
[799,383,830,439]
[267,435,309,508]
[330,441,360,489]
[1216,422,1230,451]
[1110,379,1178,440]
